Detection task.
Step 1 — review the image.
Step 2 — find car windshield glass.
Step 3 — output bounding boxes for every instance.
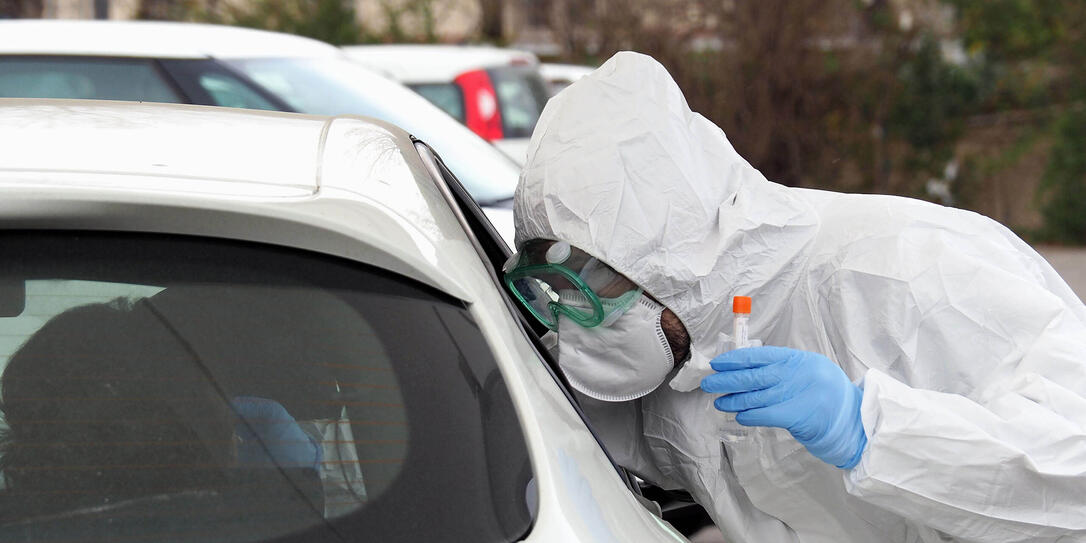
[0,232,534,542]
[195,72,279,110]
[487,66,549,139]
[222,57,518,204]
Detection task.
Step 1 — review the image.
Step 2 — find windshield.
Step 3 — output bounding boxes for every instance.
[222,57,518,204]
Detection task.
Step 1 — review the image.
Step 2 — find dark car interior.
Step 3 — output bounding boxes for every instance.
[0,232,534,543]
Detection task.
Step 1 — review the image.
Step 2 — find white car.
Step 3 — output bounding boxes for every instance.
[0,20,518,244]
[0,99,691,542]
[342,45,550,166]
[539,63,596,96]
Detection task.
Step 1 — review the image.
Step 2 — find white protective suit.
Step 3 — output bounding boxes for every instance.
[513,52,1086,543]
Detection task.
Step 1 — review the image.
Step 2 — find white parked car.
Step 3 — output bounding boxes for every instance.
[0,20,518,244]
[342,45,550,166]
[539,63,596,97]
[0,99,692,542]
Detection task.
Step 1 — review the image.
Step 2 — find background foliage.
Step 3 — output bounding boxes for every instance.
[544,0,1084,241]
[112,0,1082,242]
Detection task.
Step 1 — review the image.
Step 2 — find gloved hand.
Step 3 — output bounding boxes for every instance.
[700,346,867,469]
[231,396,323,469]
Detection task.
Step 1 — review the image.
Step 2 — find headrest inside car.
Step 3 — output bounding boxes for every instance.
[0,280,26,317]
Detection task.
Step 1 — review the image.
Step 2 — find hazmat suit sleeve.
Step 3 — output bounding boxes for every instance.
[815,204,1086,542]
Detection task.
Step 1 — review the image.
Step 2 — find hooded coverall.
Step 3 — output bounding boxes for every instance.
[513,51,1086,542]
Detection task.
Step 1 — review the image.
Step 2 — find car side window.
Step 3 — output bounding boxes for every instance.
[0,233,533,543]
[0,57,181,103]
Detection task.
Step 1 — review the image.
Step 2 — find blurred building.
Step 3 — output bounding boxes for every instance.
[1,0,132,18]
[1,0,955,51]
[1,0,552,48]
[350,0,555,50]
[354,0,478,42]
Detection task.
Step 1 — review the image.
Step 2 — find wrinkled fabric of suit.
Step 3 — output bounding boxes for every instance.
[514,51,1086,543]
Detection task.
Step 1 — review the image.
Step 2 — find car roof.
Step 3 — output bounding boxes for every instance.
[539,62,596,83]
[0,99,483,296]
[0,99,331,193]
[0,20,338,59]
[341,44,539,82]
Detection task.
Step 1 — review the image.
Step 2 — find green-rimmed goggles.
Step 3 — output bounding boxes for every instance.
[503,239,642,331]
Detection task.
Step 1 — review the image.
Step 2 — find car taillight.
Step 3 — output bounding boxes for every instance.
[454,69,503,141]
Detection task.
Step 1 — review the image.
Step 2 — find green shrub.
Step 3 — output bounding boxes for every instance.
[184,0,364,45]
[889,36,981,173]
[1038,108,1086,243]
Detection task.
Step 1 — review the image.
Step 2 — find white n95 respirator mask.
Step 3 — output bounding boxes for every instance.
[556,292,675,402]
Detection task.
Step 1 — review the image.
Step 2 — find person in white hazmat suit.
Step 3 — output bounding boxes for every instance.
[504,51,1086,542]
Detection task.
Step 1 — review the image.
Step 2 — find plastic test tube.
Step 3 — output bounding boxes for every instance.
[732,296,751,349]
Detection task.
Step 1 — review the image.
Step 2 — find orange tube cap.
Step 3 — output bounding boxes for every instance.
[732,296,751,314]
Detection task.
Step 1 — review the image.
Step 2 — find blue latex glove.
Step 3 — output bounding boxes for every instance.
[700,346,867,469]
[231,396,323,469]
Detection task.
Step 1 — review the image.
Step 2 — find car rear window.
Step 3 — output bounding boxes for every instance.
[486,66,549,139]
[0,232,534,542]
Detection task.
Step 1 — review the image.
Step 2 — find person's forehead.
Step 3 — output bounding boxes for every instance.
[520,238,557,259]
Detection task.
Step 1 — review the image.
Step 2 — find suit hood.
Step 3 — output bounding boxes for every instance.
[514,51,819,390]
